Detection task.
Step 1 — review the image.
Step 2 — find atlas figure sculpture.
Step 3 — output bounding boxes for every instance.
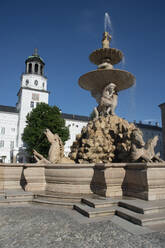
[94,83,118,118]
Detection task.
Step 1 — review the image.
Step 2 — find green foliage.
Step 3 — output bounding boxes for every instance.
[22,103,69,159]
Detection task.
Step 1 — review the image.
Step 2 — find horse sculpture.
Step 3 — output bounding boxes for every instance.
[33,129,74,164]
[130,129,163,162]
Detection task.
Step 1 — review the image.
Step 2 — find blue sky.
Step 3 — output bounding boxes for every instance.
[0,0,165,126]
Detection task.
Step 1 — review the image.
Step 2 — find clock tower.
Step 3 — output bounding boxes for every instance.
[16,49,49,149]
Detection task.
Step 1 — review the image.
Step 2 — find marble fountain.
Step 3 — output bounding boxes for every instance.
[1,22,165,220]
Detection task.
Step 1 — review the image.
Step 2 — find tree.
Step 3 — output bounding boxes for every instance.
[22,103,69,159]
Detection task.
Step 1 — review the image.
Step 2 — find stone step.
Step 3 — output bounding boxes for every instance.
[82,197,118,208]
[6,194,34,200]
[33,199,74,208]
[35,194,81,203]
[74,203,116,218]
[0,197,33,205]
[116,206,165,226]
[4,189,33,198]
[5,192,34,200]
[118,199,165,214]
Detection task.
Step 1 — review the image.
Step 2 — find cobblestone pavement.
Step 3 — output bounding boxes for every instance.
[0,204,165,248]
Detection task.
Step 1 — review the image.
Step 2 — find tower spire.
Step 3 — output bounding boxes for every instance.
[33,48,38,56]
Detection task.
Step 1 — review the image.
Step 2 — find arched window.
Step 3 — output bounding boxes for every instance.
[40,65,43,75]
[28,63,32,73]
[35,63,38,73]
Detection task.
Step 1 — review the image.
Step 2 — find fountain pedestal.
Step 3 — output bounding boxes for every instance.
[123,163,165,200]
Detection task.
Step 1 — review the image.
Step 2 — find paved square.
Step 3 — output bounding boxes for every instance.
[0,204,165,248]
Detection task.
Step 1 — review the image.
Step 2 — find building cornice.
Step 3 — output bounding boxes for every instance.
[135,123,162,131]
[0,105,18,114]
[21,73,47,80]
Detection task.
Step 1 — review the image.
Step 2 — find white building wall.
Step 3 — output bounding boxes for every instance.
[64,119,87,155]
[21,74,47,91]
[0,112,18,163]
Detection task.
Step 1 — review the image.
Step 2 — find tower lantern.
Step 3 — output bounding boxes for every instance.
[25,48,45,76]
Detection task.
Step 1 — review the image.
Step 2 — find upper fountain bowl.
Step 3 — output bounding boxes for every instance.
[89,48,123,66]
[78,69,135,93]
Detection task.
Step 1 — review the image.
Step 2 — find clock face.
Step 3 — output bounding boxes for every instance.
[25,79,29,86]
[34,80,38,86]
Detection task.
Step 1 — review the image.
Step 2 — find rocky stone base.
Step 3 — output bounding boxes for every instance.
[69,115,138,163]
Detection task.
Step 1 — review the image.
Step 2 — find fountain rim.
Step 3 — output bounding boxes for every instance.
[78,68,136,92]
[89,47,123,65]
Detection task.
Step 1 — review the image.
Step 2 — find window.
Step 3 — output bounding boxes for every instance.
[32,93,39,101]
[10,141,14,149]
[25,79,29,86]
[0,140,4,148]
[28,63,32,73]
[11,128,15,132]
[34,80,38,86]
[1,127,5,134]
[30,101,34,108]
[0,156,6,163]
[40,65,43,75]
[42,82,45,88]
[35,63,38,73]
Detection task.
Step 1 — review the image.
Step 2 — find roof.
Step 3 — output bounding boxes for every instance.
[0,105,162,131]
[25,49,45,65]
[62,113,162,130]
[0,105,18,113]
[25,55,45,65]
[61,113,90,122]
[136,123,162,131]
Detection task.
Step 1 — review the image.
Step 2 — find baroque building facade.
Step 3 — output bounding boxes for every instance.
[0,51,163,162]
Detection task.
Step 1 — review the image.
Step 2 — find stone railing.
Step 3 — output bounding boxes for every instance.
[0,164,46,193]
[0,163,165,200]
[122,163,165,200]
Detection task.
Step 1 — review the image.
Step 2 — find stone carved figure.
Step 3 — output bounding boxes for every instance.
[130,130,163,162]
[33,129,74,164]
[46,129,64,163]
[94,83,118,118]
[33,149,51,164]
[102,31,112,49]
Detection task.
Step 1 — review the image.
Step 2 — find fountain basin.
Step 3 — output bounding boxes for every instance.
[79,69,135,93]
[1,163,165,201]
[89,48,123,65]
[0,164,23,191]
[45,164,94,195]
[44,164,125,197]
